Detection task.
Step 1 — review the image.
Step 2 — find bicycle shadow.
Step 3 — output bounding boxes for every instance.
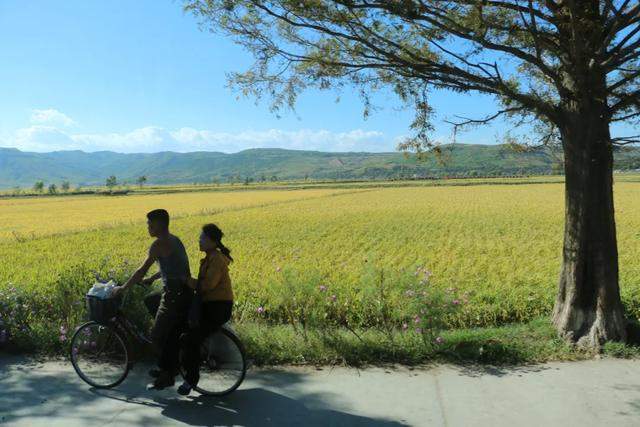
[1,356,405,426]
[94,388,404,426]
[90,368,408,426]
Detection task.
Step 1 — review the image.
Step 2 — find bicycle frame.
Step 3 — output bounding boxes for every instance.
[114,312,152,347]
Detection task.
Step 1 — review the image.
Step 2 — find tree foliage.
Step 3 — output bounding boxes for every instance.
[106,176,118,190]
[184,0,640,150]
[33,181,44,193]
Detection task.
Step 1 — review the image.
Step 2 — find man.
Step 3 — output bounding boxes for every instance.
[113,209,192,390]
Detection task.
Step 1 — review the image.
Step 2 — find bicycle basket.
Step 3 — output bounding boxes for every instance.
[86,295,122,323]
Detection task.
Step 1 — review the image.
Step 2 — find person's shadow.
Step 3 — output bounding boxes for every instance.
[164,389,402,426]
[89,368,408,427]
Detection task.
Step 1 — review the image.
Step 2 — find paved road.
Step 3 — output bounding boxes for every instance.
[1,356,640,426]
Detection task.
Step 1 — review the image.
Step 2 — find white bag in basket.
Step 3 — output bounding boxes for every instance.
[87,280,117,299]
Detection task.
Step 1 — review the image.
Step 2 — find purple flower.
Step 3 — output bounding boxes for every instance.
[435,336,444,345]
[90,341,97,348]
[413,316,421,324]
[59,326,67,335]
[257,306,265,314]
[59,335,66,342]
[415,328,422,334]
[452,299,460,305]
[401,322,408,331]
[330,294,337,302]
[319,285,327,292]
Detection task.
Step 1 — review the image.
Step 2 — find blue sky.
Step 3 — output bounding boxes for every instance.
[0,0,529,153]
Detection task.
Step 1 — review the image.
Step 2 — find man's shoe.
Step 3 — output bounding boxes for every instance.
[177,381,193,396]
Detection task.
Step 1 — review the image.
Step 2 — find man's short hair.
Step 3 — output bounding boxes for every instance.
[147,209,170,229]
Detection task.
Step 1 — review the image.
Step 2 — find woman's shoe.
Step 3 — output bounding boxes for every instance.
[177,381,193,396]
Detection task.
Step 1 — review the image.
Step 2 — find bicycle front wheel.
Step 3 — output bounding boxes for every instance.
[186,327,247,396]
[70,321,130,388]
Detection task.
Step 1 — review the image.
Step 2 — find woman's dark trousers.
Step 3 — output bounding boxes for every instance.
[181,301,233,386]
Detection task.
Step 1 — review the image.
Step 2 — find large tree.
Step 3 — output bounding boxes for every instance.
[185,0,640,347]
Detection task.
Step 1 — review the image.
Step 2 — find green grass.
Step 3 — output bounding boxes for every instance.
[234,318,640,366]
[8,316,636,366]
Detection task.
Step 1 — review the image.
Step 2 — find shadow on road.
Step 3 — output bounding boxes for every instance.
[612,384,640,417]
[93,387,404,426]
[0,356,407,426]
[448,362,553,378]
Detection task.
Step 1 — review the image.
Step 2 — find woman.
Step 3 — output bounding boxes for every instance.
[178,223,234,395]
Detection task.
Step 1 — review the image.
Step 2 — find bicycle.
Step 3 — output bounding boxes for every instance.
[69,280,247,396]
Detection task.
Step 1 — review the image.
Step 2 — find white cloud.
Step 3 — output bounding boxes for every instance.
[13,125,77,151]
[170,128,388,153]
[30,109,77,127]
[5,125,395,153]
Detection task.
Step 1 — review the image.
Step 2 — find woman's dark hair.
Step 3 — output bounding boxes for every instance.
[202,223,233,262]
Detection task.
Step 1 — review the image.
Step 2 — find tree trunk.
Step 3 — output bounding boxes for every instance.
[552,107,626,348]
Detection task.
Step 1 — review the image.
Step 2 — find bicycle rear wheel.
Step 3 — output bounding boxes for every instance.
[70,321,130,388]
[184,327,247,396]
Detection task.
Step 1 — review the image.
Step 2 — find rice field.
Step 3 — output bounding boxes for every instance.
[2,180,640,335]
[0,188,354,241]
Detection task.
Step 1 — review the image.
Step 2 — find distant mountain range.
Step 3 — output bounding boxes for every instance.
[1,144,639,188]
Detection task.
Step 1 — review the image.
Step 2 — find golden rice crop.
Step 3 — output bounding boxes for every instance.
[2,182,640,329]
[0,188,353,242]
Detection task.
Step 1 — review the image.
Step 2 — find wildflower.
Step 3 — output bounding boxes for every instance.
[435,336,444,345]
[60,325,67,335]
[319,285,327,292]
[330,294,337,302]
[90,341,97,348]
[405,290,415,297]
[413,316,421,324]
[401,322,408,331]
[452,299,460,305]
[276,266,281,272]
[59,335,66,342]
[415,328,422,334]
[256,306,265,314]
